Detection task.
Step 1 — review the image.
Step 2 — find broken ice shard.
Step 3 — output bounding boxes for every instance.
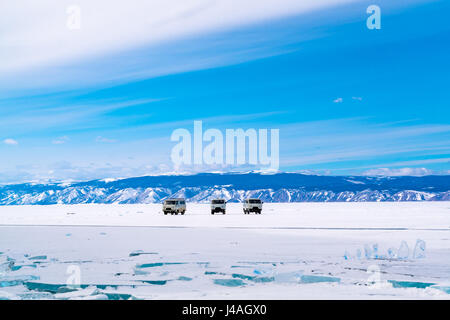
[388,280,435,289]
[300,275,340,284]
[344,250,351,260]
[364,244,372,259]
[29,255,47,261]
[232,273,274,283]
[273,271,302,283]
[397,241,409,260]
[372,244,379,259]
[213,279,246,287]
[129,250,158,257]
[387,248,397,259]
[1,275,39,287]
[413,239,426,259]
[253,266,275,276]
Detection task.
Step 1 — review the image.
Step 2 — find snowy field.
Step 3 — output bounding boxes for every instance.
[1,202,450,300]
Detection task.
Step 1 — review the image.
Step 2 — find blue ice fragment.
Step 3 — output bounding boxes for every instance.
[177,276,193,281]
[29,255,47,261]
[300,275,340,284]
[397,241,409,260]
[413,239,426,259]
[25,282,132,293]
[103,293,138,300]
[205,271,226,275]
[10,264,37,271]
[253,266,274,276]
[141,280,167,285]
[387,248,397,259]
[388,280,435,289]
[231,273,253,281]
[231,273,274,283]
[274,272,303,283]
[372,244,379,259]
[213,279,246,287]
[25,282,71,293]
[344,250,351,260]
[364,244,372,259]
[136,262,185,268]
[230,265,253,268]
[1,275,39,287]
[129,251,158,257]
[1,279,24,287]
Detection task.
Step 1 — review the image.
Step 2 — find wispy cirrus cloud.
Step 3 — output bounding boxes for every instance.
[0,0,364,95]
[0,97,163,137]
[279,118,450,169]
[1,0,358,74]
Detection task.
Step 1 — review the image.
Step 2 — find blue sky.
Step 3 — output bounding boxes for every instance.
[0,0,449,183]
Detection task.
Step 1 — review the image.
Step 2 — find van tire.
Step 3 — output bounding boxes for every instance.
[211,210,214,215]
[223,210,226,215]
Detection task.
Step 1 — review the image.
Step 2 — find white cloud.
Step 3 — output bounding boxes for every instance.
[333,97,343,103]
[3,138,18,145]
[352,96,362,101]
[0,0,358,75]
[362,167,434,177]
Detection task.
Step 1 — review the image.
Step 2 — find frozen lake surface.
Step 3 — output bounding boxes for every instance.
[1,202,450,299]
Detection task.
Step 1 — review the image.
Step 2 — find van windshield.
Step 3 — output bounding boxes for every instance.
[212,200,225,204]
[165,200,177,205]
[249,199,261,203]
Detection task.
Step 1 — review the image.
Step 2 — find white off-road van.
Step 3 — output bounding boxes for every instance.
[163,198,186,215]
[243,198,263,214]
[210,199,226,215]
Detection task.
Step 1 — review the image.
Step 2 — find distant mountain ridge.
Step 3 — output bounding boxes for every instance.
[0,173,449,205]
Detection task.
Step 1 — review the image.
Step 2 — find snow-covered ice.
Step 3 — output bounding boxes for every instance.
[0,202,449,299]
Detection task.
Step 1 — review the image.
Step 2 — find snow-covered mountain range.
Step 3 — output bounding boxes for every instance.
[0,172,448,205]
